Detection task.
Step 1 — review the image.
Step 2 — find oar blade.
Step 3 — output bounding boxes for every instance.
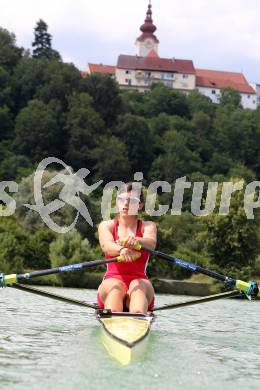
[236,280,260,298]
[0,273,17,287]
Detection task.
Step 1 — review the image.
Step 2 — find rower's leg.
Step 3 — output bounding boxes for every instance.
[128,279,154,314]
[98,278,126,312]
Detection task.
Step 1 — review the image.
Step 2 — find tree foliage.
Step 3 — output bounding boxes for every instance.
[13,99,60,161]
[65,93,105,168]
[1,24,260,281]
[82,73,122,127]
[49,230,96,286]
[32,19,61,60]
[0,27,23,70]
[114,113,154,176]
[201,186,260,269]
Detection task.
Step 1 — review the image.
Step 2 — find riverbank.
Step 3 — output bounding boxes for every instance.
[152,278,218,296]
[23,273,223,296]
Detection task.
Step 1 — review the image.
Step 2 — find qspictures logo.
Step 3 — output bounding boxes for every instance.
[0,157,260,234]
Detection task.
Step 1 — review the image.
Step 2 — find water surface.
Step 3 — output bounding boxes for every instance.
[1,287,260,390]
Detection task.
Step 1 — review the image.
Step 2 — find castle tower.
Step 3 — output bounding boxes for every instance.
[135,1,159,57]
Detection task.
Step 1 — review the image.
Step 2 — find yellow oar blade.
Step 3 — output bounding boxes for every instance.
[0,274,17,286]
[235,280,260,297]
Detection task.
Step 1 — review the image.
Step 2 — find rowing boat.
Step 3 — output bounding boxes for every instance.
[1,248,259,365]
[96,309,154,365]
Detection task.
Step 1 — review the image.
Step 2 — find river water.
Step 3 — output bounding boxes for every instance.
[0,287,260,390]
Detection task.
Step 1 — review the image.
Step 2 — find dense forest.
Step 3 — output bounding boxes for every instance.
[1,21,260,286]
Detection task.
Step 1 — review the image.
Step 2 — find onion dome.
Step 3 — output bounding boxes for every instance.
[140,2,156,33]
[137,1,159,43]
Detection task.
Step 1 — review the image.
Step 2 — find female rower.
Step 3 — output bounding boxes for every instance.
[97,183,157,314]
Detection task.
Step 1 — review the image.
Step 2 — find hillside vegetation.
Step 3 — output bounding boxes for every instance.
[1,23,260,286]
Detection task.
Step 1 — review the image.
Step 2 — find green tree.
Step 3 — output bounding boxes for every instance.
[24,229,55,269]
[82,73,122,127]
[65,93,105,169]
[32,19,61,60]
[0,66,12,107]
[144,83,190,118]
[114,113,155,175]
[149,113,172,135]
[0,106,13,139]
[0,27,23,70]
[11,57,46,111]
[219,88,241,109]
[49,230,96,287]
[121,89,146,116]
[0,153,32,181]
[212,107,258,167]
[0,217,28,274]
[0,233,24,273]
[90,135,131,182]
[202,186,260,270]
[190,111,213,163]
[187,90,215,117]
[150,130,201,182]
[13,99,60,161]
[35,60,81,109]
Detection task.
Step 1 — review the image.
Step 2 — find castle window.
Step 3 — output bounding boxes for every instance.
[247,95,251,99]
[182,74,188,79]
[125,70,131,74]
[145,71,151,78]
[125,79,132,85]
[212,90,216,94]
[161,72,174,80]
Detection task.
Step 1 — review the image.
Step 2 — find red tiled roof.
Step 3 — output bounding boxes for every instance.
[117,54,195,74]
[88,63,116,74]
[196,68,255,94]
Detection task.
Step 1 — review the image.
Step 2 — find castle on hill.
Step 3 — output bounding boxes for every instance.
[83,1,259,110]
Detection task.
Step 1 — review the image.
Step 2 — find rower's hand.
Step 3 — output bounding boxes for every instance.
[119,248,141,262]
[123,235,141,249]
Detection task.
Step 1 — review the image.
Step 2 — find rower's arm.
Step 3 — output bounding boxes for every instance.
[98,220,123,256]
[137,221,157,251]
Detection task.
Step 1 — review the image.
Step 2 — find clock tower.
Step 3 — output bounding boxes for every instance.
[135,1,159,57]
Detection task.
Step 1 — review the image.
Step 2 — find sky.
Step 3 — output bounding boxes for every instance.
[1,0,260,83]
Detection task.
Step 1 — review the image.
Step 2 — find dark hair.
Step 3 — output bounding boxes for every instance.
[118,182,144,203]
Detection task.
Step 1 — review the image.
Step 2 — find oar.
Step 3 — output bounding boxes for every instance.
[118,240,260,299]
[152,290,241,312]
[11,283,98,309]
[0,255,132,287]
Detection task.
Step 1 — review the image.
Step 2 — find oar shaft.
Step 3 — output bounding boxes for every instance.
[1,257,120,286]
[153,290,241,312]
[138,246,259,298]
[142,247,235,285]
[10,284,98,309]
[17,258,117,280]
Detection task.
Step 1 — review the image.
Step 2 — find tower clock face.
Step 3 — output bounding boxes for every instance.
[145,39,153,49]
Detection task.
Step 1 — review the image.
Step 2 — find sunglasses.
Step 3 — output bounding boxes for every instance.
[117,195,141,204]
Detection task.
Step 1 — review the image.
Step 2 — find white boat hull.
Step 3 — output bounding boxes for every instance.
[96,310,154,365]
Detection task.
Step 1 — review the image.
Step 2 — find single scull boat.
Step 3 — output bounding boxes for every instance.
[1,249,259,365]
